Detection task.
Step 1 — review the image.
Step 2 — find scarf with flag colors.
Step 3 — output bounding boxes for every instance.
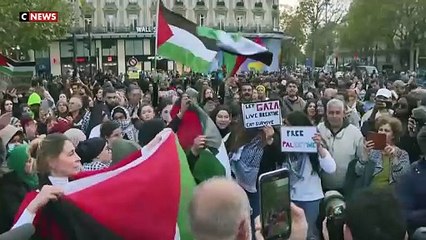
[156,1,218,73]
[170,100,231,182]
[14,129,196,240]
[0,54,35,77]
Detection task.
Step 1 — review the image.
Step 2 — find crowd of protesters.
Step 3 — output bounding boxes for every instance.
[0,68,425,240]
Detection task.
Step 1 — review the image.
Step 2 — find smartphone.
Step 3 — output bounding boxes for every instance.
[367,132,387,150]
[259,168,291,240]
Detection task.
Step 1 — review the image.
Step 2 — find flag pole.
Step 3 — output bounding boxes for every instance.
[154,0,160,71]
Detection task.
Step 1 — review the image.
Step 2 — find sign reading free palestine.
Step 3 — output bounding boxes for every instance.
[280,126,318,153]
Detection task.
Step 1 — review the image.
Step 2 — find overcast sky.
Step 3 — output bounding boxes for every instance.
[282,0,299,7]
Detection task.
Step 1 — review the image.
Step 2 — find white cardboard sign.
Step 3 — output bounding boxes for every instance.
[241,100,282,128]
[280,126,317,153]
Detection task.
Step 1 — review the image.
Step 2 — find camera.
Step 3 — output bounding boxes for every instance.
[324,191,346,240]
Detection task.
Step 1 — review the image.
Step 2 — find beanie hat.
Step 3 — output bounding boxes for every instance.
[185,87,199,100]
[412,106,426,122]
[110,139,141,166]
[7,144,38,188]
[27,93,41,106]
[75,137,107,164]
[48,118,71,134]
[0,125,22,147]
[64,128,87,147]
[138,119,166,147]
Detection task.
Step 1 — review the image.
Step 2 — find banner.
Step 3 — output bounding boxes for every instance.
[241,100,282,128]
[280,126,317,153]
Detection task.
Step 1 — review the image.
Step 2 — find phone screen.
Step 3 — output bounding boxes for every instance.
[259,169,291,239]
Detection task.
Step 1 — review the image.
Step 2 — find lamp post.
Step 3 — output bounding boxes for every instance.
[324,0,330,67]
[85,18,93,80]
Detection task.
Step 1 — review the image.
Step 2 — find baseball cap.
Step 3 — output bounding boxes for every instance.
[376,88,392,99]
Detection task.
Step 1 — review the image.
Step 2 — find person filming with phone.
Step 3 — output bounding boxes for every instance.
[188,177,309,240]
[359,116,410,189]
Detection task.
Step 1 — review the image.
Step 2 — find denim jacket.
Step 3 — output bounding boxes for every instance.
[356,147,411,184]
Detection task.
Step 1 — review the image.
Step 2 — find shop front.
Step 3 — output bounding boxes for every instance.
[102,55,118,74]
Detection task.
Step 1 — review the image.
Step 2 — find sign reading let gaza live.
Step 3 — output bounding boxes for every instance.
[241,100,282,128]
[280,126,317,153]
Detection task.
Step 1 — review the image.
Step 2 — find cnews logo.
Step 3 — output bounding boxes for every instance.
[19,12,58,22]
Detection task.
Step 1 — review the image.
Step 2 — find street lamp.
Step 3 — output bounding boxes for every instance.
[85,18,93,80]
[324,0,330,67]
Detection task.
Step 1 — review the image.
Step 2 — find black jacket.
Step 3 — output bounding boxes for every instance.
[0,172,34,233]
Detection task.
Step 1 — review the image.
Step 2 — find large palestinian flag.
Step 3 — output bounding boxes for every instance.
[14,129,196,240]
[0,54,35,77]
[170,99,231,183]
[197,26,273,67]
[156,1,218,73]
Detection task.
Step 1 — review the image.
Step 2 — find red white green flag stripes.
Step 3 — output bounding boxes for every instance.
[14,129,196,240]
[156,1,218,73]
[0,54,35,77]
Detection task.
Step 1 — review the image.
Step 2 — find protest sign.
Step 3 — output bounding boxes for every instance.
[280,126,317,153]
[241,100,282,128]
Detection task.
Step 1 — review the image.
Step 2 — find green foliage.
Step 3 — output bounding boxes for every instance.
[339,0,426,51]
[294,0,344,66]
[0,0,74,52]
[280,11,306,65]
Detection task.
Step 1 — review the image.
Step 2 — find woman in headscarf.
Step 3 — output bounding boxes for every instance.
[111,106,138,142]
[209,105,232,139]
[0,144,38,232]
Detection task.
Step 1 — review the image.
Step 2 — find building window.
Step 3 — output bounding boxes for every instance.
[129,14,138,31]
[198,14,205,26]
[255,15,262,32]
[35,49,49,59]
[272,16,278,30]
[106,15,115,32]
[60,41,73,58]
[236,15,243,31]
[102,39,117,56]
[217,14,225,30]
[125,40,144,56]
[152,14,156,27]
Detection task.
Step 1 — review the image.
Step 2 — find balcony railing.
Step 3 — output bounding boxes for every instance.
[70,26,158,34]
[69,24,278,35]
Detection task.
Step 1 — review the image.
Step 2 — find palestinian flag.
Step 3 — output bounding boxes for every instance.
[156,1,218,73]
[0,54,35,77]
[14,129,196,240]
[197,26,273,68]
[170,99,231,183]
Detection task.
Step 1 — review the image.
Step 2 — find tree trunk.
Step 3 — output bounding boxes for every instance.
[409,41,415,71]
[27,50,35,62]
